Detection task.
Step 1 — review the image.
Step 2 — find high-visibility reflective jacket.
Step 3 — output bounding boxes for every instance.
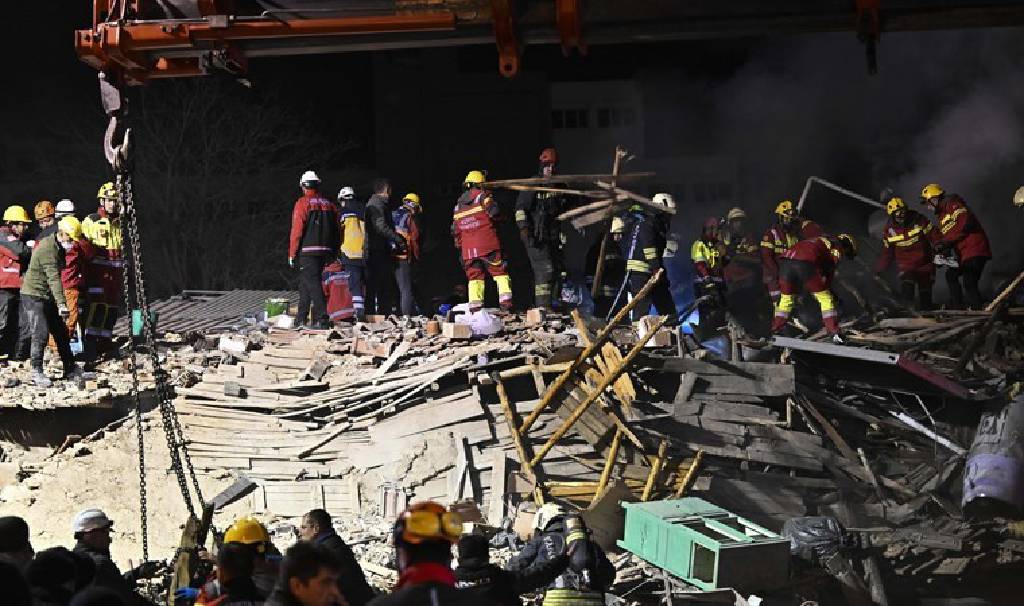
[392,204,422,261]
[930,195,991,262]
[875,210,935,276]
[616,209,661,274]
[760,219,823,281]
[82,208,124,306]
[452,188,502,261]
[690,238,725,279]
[781,235,841,285]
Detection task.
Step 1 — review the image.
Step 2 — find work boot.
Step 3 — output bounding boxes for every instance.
[32,369,52,388]
[64,364,85,381]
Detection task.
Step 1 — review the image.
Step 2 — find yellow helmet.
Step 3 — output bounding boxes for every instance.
[921,183,944,201]
[886,197,907,216]
[3,206,31,224]
[403,193,421,207]
[726,207,747,221]
[464,170,485,186]
[837,233,858,258]
[774,200,795,219]
[224,516,271,552]
[97,182,117,200]
[610,216,625,234]
[58,216,83,241]
[1014,186,1024,207]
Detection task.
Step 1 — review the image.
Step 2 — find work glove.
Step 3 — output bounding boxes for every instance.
[58,305,70,319]
[174,587,199,602]
[288,257,295,268]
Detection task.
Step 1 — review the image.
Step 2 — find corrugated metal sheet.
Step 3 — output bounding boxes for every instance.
[115,289,298,335]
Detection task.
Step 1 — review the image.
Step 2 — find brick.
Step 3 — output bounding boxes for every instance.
[425,321,441,336]
[442,322,473,340]
[525,308,546,327]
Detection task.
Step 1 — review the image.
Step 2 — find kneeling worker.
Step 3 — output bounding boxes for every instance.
[21,220,83,386]
[771,234,857,343]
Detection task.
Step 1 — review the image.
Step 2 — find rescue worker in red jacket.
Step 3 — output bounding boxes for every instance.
[772,234,857,343]
[288,171,340,328]
[761,200,824,302]
[81,182,124,361]
[920,183,992,309]
[0,206,33,361]
[874,197,936,310]
[452,171,513,311]
[393,193,422,317]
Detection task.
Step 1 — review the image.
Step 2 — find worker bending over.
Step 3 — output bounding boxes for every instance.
[452,171,513,311]
[875,197,935,310]
[516,147,566,310]
[392,193,422,317]
[507,506,615,606]
[771,234,857,343]
[82,182,124,359]
[761,200,823,303]
[921,183,992,309]
[337,186,368,322]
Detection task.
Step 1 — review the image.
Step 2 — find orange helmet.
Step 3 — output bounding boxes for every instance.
[34,200,55,220]
[539,147,558,165]
[393,501,462,546]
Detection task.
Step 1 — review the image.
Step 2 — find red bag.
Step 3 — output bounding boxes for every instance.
[322,260,353,321]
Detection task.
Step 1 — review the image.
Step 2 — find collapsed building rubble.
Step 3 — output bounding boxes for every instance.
[1,285,1023,603]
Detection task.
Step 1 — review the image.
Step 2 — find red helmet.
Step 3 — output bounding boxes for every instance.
[539,147,558,165]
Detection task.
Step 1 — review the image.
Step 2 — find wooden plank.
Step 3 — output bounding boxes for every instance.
[659,357,795,397]
[488,450,508,524]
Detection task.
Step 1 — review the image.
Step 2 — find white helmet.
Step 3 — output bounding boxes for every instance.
[1014,186,1024,208]
[55,199,75,216]
[653,192,675,210]
[299,170,321,188]
[337,186,355,201]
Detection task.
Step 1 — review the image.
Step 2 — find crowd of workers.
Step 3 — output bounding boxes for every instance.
[0,499,613,606]
[289,146,994,343]
[0,186,125,386]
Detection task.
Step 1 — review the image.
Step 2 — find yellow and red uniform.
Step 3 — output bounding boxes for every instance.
[452,187,512,310]
[760,219,822,299]
[772,236,843,335]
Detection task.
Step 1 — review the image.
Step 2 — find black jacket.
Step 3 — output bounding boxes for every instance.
[367,582,494,606]
[616,208,663,273]
[506,518,615,595]
[455,554,568,606]
[515,178,566,247]
[365,195,404,254]
[73,541,147,606]
[313,531,374,606]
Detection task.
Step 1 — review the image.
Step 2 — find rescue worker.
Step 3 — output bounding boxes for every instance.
[55,199,76,220]
[0,206,32,362]
[453,171,513,311]
[367,501,485,606]
[920,183,992,309]
[610,202,667,321]
[516,147,565,309]
[337,186,367,322]
[35,200,58,240]
[223,516,280,598]
[21,220,84,386]
[455,533,571,606]
[507,507,615,606]
[392,193,422,317]
[299,509,374,606]
[72,508,159,606]
[761,200,824,302]
[265,542,342,606]
[874,197,936,310]
[82,182,124,360]
[196,543,265,606]
[722,207,761,289]
[771,234,858,343]
[288,171,339,329]
[365,178,406,316]
[50,217,94,347]
[692,217,728,302]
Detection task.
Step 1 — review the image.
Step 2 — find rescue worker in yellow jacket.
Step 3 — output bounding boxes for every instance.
[81,182,124,360]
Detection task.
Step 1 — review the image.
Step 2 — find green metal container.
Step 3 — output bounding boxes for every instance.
[131,309,158,337]
[617,498,790,592]
[265,297,290,317]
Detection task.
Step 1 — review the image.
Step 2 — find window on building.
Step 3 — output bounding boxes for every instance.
[553,108,589,130]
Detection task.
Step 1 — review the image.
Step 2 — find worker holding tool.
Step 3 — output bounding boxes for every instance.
[452,171,513,311]
[288,171,339,329]
[761,200,823,303]
[365,178,407,316]
[0,206,33,362]
[337,186,367,322]
[82,182,124,360]
[393,193,422,317]
[874,197,936,310]
[610,201,670,322]
[920,183,992,309]
[516,147,566,310]
[368,501,483,606]
[771,234,858,343]
[507,507,615,606]
[34,201,58,240]
[21,221,84,386]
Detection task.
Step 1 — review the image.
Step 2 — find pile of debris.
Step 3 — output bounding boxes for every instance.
[2,281,1023,603]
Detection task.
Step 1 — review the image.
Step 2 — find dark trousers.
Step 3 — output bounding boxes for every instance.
[525,241,558,309]
[0,289,17,359]
[946,256,988,309]
[298,255,329,326]
[14,296,31,360]
[900,279,933,311]
[24,295,74,372]
[395,259,415,317]
[366,251,396,316]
